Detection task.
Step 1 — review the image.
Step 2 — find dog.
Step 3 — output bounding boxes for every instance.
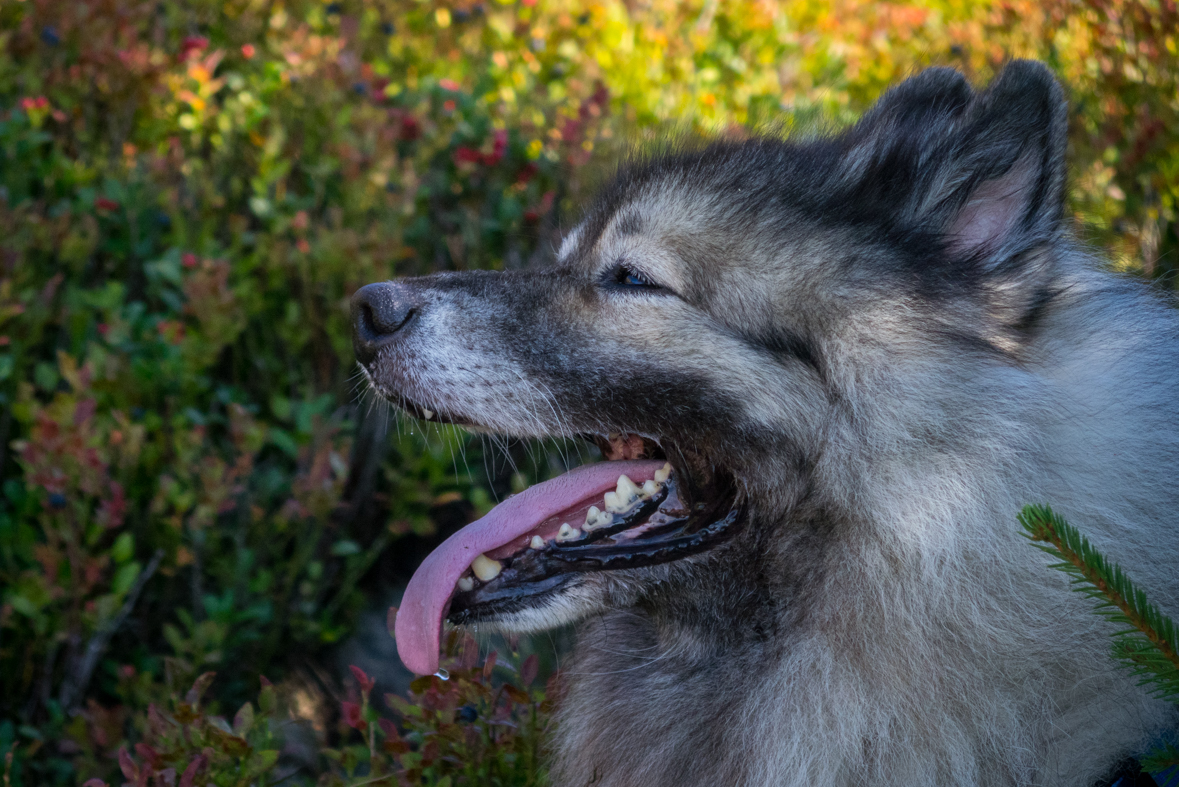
[351,61,1179,786]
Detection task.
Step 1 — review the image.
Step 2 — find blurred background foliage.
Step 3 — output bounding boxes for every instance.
[0,0,1174,784]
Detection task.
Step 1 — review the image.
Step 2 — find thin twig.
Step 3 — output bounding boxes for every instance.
[59,549,165,711]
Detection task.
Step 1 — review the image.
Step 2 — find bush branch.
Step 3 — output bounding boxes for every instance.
[59,549,165,712]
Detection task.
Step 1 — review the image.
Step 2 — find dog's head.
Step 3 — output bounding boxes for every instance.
[353,61,1069,675]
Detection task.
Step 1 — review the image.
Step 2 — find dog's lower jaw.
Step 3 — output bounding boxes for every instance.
[450,576,604,634]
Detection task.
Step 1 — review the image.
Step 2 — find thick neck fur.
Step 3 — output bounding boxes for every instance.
[550,255,1179,787]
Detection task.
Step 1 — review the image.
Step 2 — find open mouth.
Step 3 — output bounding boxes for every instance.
[392,404,747,675]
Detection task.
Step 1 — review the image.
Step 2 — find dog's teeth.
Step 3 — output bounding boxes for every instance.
[457,575,475,592]
[556,523,581,542]
[641,479,659,497]
[616,474,641,503]
[530,535,546,550]
[604,491,635,514]
[584,505,613,530]
[471,553,502,582]
[654,463,671,483]
[583,505,604,530]
[422,408,434,419]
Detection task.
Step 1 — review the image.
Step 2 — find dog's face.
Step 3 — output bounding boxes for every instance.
[354,61,1069,675]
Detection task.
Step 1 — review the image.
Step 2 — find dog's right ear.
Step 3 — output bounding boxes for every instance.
[838,61,1068,266]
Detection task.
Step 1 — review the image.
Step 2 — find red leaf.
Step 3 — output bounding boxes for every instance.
[453,146,481,165]
[81,780,109,787]
[458,634,480,669]
[398,116,420,142]
[515,162,538,185]
[483,129,508,166]
[180,36,208,59]
[503,684,529,705]
[94,197,119,212]
[185,671,216,706]
[350,664,375,694]
[439,78,461,92]
[148,703,167,736]
[520,654,539,686]
[179,755,206,787]
[341,700,366,730]
[482,651,498,682]
[134,743,159,768]
[117,748,139,782]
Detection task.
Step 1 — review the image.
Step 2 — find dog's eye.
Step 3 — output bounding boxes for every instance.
[612,265,660,290]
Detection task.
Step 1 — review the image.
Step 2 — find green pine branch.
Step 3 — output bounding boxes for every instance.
[1020,504,1179,774]
[1140,741,1179,775]
[1018,504,1179,705]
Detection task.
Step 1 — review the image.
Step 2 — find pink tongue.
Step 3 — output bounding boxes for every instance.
[394,459,666,675]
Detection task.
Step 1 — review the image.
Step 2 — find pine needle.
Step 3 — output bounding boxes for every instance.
[1018,504,1179,704]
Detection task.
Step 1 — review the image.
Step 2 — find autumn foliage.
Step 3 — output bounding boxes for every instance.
[0,0,1174,784]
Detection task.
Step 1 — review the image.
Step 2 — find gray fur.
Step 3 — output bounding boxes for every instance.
[355,61,1179,785]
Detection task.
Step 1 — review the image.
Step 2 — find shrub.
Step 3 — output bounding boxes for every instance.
[0,1,1174,785]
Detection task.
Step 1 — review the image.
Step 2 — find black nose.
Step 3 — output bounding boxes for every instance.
[350,281,422,366]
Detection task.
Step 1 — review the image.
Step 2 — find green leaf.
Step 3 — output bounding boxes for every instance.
[1140,741,1179,773]
[233,701,254,736]
[6,593,42,618]
[268,427,299,458]
[111,532,134,564]
[33,361,59,392]
[258,684,277,715]
[248,749,280,774]
[269,394,291,421]
[330,539,361,557]
[111,561,141,596]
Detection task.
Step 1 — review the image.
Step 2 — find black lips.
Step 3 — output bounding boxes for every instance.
[447,471,748,624]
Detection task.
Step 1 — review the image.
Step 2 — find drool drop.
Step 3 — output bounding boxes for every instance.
[434,668,450,680]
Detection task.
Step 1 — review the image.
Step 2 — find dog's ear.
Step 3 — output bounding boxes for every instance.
[926,61,1068,264]
[844,66,975,168]
[841,61,1068,265]
[836,67,975,222]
